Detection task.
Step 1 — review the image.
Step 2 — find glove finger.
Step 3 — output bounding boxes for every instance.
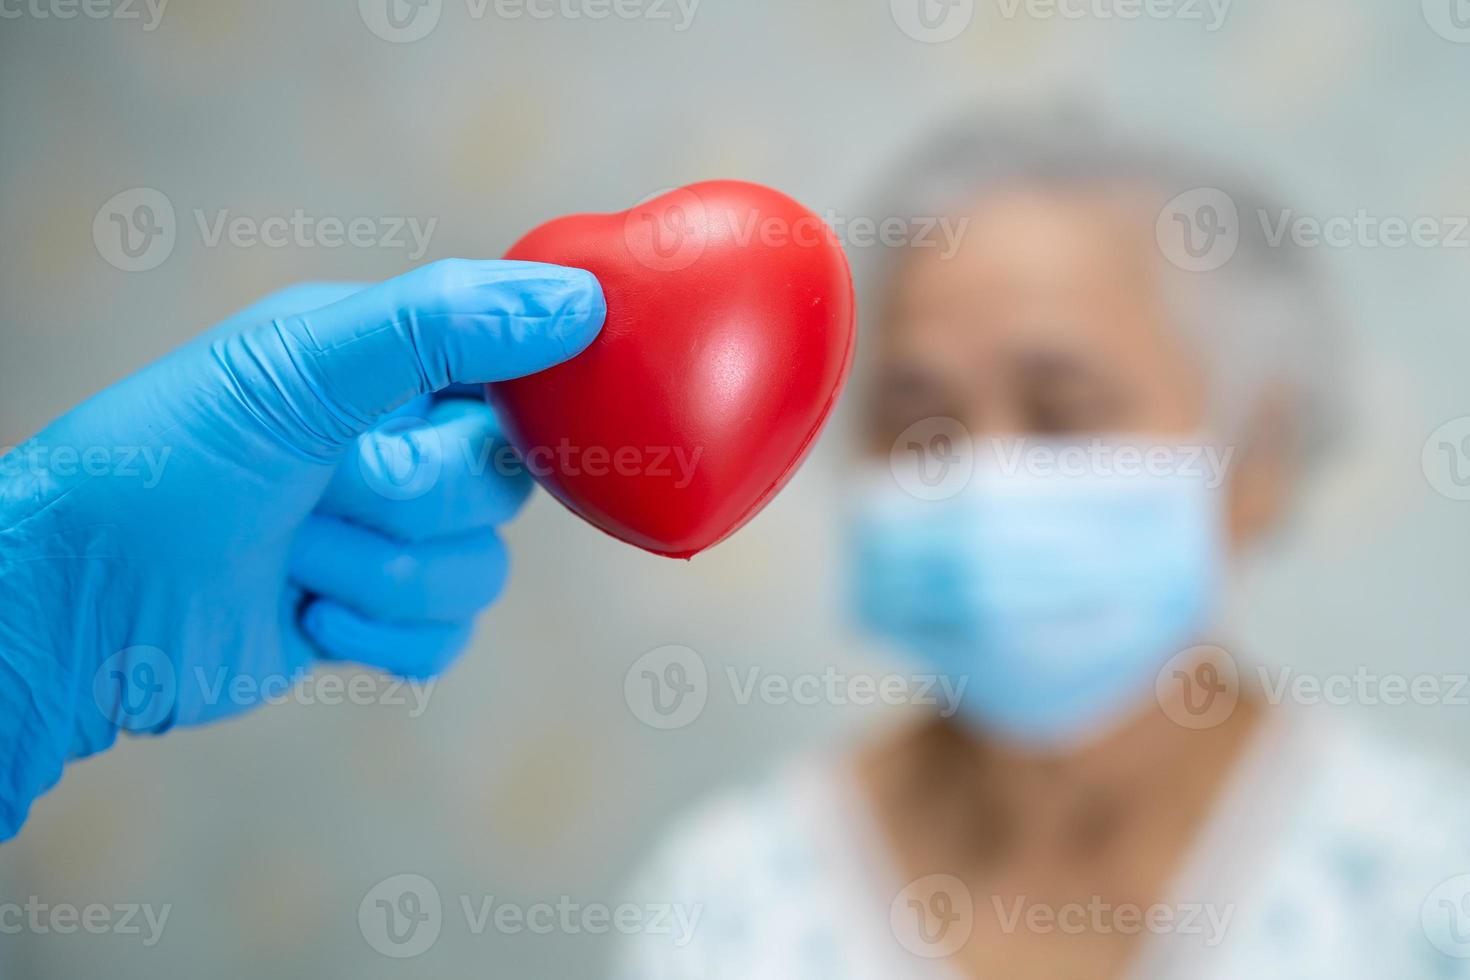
[204,282,370,340]
[215,258,605,451]
[319,398,533,541]
[290,515,509,624]
[301,598,473,680]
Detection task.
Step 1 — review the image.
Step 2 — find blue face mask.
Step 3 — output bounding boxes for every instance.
[849,438,1224,748]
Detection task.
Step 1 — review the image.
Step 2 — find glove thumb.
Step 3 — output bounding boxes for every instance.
[216,258,604,453]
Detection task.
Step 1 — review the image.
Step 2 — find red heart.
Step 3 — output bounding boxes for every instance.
[487,181,856,559]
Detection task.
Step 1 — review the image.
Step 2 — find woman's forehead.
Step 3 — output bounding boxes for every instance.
[881,188,1180,361]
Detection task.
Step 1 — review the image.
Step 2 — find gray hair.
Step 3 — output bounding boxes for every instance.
[864,106,1348,466]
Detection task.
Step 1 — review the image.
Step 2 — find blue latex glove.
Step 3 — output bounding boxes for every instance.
[0,259,605,841]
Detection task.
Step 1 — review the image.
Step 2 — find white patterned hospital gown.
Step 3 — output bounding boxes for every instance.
[615,716,1470,980]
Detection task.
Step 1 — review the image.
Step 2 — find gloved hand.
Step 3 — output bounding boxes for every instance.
[0,259,605,841]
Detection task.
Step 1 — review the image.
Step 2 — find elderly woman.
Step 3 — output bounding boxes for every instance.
[616,113,1470,979]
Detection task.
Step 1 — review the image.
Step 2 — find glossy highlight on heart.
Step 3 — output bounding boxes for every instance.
[486,180,856,558]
